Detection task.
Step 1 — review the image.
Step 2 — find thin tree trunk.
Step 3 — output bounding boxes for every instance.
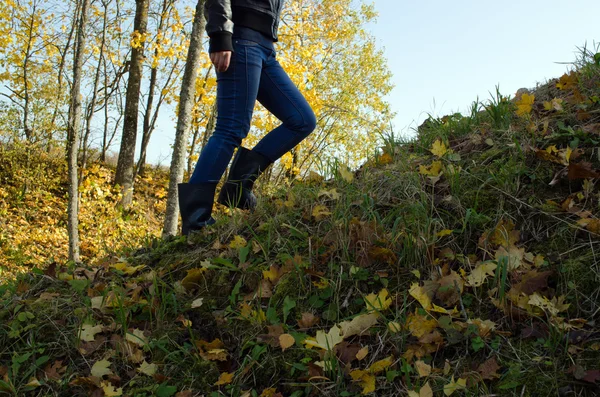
[66,0,91,263]
[163,0,206,238]
[49,0,78,149]
[114,0,149,207]
[136,0,170,177]
[81,0,108,176]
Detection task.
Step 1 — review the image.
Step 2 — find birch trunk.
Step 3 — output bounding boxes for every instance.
[66,0,91,262]
[162,0,206,238]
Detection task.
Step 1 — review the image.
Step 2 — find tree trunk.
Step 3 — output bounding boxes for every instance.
[66,0,91,263]
[114,0,149,207]
[163,0,206,238]
[81,0,108,177]
[136,0,170,177]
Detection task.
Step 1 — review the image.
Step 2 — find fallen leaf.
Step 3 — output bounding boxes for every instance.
[181,268,207,290]
[350,370,375,395]
[137,361,157,376]
[444,376,467,396]
[364,289,392,312]
[229,235,247,249]
[215,372,234,386]
[101,381,123,396]
[339,165,354,183]
[126,329,147,347]
[477,357,500,380]
[91,359,112,378]
[191,298,204,308]
[466,262,497,287]
[407,312,438,338]
[304,325,343,351]
[298,312,319,329]
[279,334,295,351]
[356,346,369,361]
[312,205,332,220]
[196,339,228,361]
[339,313,379,338]
[430,139,448,157]
[409,283,432,310]
[79,323,103,342]
[415,360,432,377]
[516,93,535,116]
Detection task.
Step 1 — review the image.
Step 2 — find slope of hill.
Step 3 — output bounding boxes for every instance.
[1,53,600,396]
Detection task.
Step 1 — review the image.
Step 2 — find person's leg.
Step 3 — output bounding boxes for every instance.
[188,40,265,184]
[251,52,317,163]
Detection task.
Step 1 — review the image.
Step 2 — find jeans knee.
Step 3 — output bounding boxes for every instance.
[287,107,317,136]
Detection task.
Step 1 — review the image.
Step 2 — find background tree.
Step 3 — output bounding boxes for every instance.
[66,0,91,262]
[163,0,206,238]
[114,0,150,207]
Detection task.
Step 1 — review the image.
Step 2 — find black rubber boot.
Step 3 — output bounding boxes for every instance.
[178,182,217,236]
[217,146,273,211]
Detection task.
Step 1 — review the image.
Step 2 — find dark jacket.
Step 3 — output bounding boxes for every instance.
[204,0,284,53]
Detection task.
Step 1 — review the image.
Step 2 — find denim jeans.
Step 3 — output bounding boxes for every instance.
[189,29,317,184]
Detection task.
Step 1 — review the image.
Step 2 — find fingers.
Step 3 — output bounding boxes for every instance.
[210,51,232,73]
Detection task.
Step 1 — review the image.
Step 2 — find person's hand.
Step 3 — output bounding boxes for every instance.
[210,51,232,73]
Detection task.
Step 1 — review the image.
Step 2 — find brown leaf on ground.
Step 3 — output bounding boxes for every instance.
[78,335,107,356]
[257,325,284,347]
[568,162,600,180]
[43,360,67,381]
[298,312,319,329]
[436,271,463,307]
[335,342,362,364]
[477,357,501,380]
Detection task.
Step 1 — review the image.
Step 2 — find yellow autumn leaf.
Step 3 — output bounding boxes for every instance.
[137,361,157,376]
[215,372,235,386]
[79,323,103,342]
[388,321,401,333]
[181,268,207,290]
[126,328,147,347]
[516,93,535,116]
[409,283,432,310]
[350,370,376,395]
[111,262,145,275]
[466,262,497,287]
[260,388,281,397]
[444,376,467,396]
[368,356,394,373]
[229,235,248,249]
[406,312,438,338]
[415,360,432,378]
[91,359,112,378]
[436,229,453,237]
[304,325,343,350]
[339,165,354,182]
[430,139,448,157]
[339,313,379,338]
[364,288,392,312]
[408,382,433,397]
[101,381,123,397]
[312,205,332,220]
[356,346,369,361]
[419,161,443,177]
[279,334,295,351]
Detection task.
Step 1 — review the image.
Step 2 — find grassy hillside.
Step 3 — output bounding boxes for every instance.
[1,52,600,396]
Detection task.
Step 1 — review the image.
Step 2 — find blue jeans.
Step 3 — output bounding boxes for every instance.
[189,32,317,184]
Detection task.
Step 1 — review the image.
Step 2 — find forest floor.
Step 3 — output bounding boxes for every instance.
[1,52,600,397]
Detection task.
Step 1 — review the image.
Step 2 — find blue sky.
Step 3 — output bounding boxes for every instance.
[143,0,600,166]
[365,0,600,138]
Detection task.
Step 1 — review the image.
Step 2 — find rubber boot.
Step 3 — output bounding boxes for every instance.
[178,182,217,236]
[217,146,273,211]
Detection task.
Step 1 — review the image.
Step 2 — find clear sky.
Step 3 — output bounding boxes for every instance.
[143,0,600,166]
[364,0,600,138]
